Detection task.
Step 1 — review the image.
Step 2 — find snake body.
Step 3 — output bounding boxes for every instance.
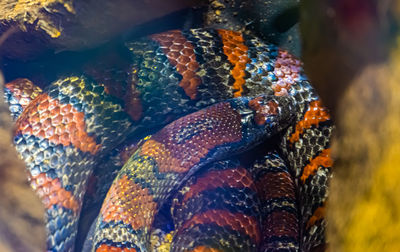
[4,28,333,251]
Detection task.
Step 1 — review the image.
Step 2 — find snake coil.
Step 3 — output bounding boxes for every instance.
[4,28,333,252]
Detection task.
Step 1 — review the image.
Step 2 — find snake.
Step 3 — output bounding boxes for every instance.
[4,28,333,252]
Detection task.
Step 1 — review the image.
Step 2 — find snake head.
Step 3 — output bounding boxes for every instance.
[235,95,296,145]
[248,96,281,126]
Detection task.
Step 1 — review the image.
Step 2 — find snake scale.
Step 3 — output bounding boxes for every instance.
[4,28,333,252]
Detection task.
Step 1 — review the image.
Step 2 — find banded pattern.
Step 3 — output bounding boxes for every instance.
[10,77,133,251]
[4,78,42,119]
[123,29,283,130]
[4,28,333,252]
[280,97,333,251]
[93,95,294,251]
[171,160,262,252]
[251,152,299,251]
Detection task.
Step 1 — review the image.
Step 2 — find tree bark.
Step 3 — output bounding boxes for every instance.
[0,0,204,59]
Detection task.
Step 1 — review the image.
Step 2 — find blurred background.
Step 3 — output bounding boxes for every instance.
[0,0,399,251]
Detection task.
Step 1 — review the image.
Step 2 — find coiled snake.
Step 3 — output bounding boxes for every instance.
[4,29,333,252]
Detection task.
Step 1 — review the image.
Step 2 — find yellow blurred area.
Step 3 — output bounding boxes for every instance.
[343,38,400,251]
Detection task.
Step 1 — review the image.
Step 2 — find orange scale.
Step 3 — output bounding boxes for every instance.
[66,200,76,211]
[32,123,42,136]
[176,64,186,72]
[59,104,70,114]
[78,130,89,139]
[76,142,85,152]
[70,122,79,132]
[237,43,248,51]
[229,54,239,63]
[37,100,49,111]
[49,194,58,205]
[237,72,246,80]
[183,40,194,47]
[181,47,192,54]
[175,37,187,44]
[51,179,60,187]
[190,77,201,86]
[74,111,85,121]
[96,244,137,252]
[161,40,173,46]
[182,71,196,80]
[47,101,58,111]
[42,182,51,191]
[30,112,40,122]
[189,55,197,63]
[300,149,331,183]
[162,39,174,46]
[231,69,242,78]
[37,130,46,139]
[73,130,86,146]
[41,118,52,129]
[224,42,236,49]
[60,133,70,145]
[49,133,60,143]
[61,113,72,124]
[306,206,325,229]
[167,51,180,59]
[40,110,51,120]
[70,128,80,139]
[54,125,64,135]
[30,126,41,137]
[89,143,99,153]
[237,60,247,67]
[322,158,333,167]
[170,44,183,51]
[223,47,233,54]
[233,48,245,55]
[71,116,82,127]
[178,55,191,64]
[236,78,246,87]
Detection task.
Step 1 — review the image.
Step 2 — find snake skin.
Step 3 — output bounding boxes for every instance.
[4,28,333,252]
